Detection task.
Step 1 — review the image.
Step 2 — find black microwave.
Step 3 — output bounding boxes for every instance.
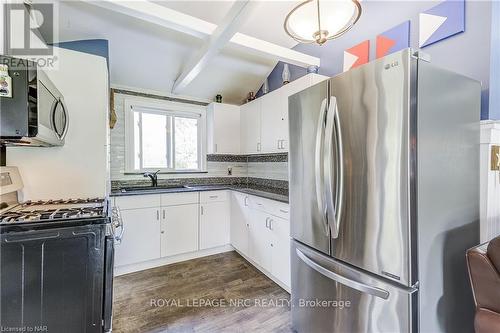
[0,56,68,146]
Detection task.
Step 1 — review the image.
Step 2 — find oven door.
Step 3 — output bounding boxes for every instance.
[0,224,105,332]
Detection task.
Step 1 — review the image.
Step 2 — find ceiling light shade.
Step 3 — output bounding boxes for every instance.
[284,0,362,45]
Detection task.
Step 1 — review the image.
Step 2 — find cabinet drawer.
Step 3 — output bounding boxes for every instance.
[114,194,161,210]
[270,202,290,220]
[200,190,229,203]
[249,195,289,219]
[161,192,199,206]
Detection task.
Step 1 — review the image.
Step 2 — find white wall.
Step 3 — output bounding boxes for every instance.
[6,47,109,200]
[480,120,500,242]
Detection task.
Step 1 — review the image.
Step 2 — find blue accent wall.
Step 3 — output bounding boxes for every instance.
[262,1,496,120]
[53,39,109,65]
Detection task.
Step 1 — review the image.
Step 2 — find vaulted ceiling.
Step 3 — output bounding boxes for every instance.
[49,0,316,104]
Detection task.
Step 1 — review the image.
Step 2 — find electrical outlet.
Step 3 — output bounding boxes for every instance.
[491,145,500,171]
[227,167,233,176]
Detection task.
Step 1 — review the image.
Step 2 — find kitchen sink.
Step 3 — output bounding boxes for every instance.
[120,185,188,193]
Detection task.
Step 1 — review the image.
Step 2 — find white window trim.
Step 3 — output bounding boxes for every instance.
[124,96,207,173]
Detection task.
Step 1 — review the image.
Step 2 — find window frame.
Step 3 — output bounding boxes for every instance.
[124,97,207,174]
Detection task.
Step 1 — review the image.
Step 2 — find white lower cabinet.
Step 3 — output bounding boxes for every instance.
[269,215,291,287]
[249,210,273,272]
[230,192,250,254]
[200,200,230,250]
[161,204,199,257]
[114,191,290,289]
[114,207,161,266]
[229,192,291,289]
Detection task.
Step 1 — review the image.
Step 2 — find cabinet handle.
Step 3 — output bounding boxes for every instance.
[163,210,165,219]
[279,209,288,214]
[244,196,248,206]
[269,219,274,230]
[257,142,261,152]
[265,217,270,229]
[209,195,218,199]
[215,144,218,153]
[157,210,159,221]
[201,205,204,215]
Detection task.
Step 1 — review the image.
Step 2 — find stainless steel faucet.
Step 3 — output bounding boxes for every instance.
[143,170,160,187]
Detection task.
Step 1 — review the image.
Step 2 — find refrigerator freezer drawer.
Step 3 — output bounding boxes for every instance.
[291,240,418,333]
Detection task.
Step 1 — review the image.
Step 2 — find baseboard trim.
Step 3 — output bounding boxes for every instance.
[114,244,234,276]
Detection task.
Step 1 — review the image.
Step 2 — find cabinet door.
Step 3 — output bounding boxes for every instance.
[240,99,261,154]
[270,216,291,288]
[208,103,240,154]
[230,192,250,254]
[161,204,199,257]
[200,201,230,250]
[248,210,272,272]
[115,207,161,266]
[261,91,286,153]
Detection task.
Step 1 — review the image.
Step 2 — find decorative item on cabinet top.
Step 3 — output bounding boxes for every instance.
[282,64,291,85]
[215,94,222,103]
[262,79,269,95]
[246,92,255,102]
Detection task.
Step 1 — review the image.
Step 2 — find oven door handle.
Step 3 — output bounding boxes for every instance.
[4,232,60,242]
[112,206,124,244]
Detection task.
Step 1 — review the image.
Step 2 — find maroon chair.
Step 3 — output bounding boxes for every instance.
[467,236,500,333]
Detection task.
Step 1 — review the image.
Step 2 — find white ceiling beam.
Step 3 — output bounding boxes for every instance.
[85,0,214,39]
[172,1,252,94]
[84,0,320,68]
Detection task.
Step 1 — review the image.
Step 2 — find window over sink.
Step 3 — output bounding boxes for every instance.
[124,98,206,173]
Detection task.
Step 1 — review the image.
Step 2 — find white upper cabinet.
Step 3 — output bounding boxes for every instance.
[241,73,328,154]
[260,90,286,153]
[240,98,262,154]
[207,103,240,154]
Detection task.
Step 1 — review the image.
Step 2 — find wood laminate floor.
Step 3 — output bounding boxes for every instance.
[112,251,293,333]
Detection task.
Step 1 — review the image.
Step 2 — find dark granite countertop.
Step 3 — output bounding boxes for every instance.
[110,183,289,203]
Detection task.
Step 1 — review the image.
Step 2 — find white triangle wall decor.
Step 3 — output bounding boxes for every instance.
[343,51,358,72]
[419,13,447,47]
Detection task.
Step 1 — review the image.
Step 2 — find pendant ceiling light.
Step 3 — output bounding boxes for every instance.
[284,0,362,45]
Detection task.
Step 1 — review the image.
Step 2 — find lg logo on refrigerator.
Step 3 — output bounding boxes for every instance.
[384,61,399,70]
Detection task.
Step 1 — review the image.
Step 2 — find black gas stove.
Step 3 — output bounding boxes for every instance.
[0,198,108,225]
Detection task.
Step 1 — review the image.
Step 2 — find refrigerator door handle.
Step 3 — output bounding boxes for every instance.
[296,248,390,300]
[324,97,340,238]
[334,96,344,238]
[315,98,329,236]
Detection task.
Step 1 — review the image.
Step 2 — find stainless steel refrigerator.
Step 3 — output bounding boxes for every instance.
[289,49,480,333]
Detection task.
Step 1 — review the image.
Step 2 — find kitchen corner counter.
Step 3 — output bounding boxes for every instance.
[110,184,289,204]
